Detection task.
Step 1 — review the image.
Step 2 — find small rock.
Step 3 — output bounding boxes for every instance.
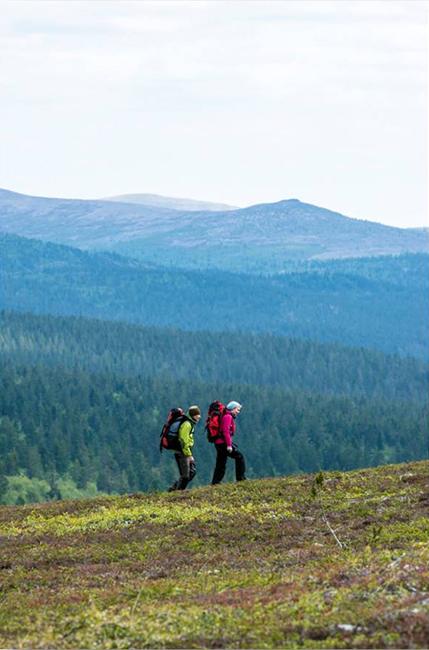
[337,624,356,633]
[323,589,336,603]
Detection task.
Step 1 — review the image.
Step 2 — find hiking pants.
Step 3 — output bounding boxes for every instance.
[169,453,196,491]
[212,443,246,485]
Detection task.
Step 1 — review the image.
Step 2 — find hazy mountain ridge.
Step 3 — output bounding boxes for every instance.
[103,192,238,211]
[1,188,427,269]
[0,187,191,246]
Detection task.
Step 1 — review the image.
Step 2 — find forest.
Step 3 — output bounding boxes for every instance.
[0,362,427,504]
[1,311,427,402]
[1,233,428,505]
[2,233,428,357]
[0,311,427,504]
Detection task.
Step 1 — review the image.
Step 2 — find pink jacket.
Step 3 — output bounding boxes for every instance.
[216,412,236,447]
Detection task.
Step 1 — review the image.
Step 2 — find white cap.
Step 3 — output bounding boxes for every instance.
[226,401,242,412]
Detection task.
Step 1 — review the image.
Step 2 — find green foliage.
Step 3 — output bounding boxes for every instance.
[311,471,325,498]
[2,474,51,505]
[56,476,99,500]
[0,359,427,504]
[1,310,427,402]
[0,474,100,506]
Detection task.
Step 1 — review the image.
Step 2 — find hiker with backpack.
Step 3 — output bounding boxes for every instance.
[207,400,246,485]
[160,405,201,491]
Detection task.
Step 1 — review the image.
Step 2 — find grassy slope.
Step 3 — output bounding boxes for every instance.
[0,461,428,649]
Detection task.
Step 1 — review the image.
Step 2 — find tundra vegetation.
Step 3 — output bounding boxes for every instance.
[0,460,427,648]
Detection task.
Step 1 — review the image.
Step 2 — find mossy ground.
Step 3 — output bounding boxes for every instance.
[0,460,428,648]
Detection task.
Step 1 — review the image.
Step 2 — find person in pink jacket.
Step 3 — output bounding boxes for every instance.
[211,401,246,485]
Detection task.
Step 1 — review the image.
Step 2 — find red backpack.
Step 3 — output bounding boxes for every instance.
[205,401,226,443]
[160,407,187,452]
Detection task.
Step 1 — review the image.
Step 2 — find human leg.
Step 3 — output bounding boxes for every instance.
[169,452,192,491]
[230,444,246,481]
[211,444,228,484]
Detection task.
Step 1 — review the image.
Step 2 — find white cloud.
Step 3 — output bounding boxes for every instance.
[0,0,426,226]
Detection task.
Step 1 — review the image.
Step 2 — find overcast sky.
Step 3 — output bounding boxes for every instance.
[1,0,427,227]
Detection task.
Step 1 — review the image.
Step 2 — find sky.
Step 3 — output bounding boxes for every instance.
[0,0,427,227]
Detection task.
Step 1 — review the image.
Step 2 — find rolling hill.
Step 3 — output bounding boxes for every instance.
[0,188,427,270]
[2,310,427,403]
[2,233,428,357]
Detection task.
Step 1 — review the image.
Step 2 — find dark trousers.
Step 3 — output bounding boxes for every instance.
[169,452,196,491]
[212,443,246,485]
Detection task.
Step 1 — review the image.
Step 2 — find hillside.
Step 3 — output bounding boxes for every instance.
[113,199,429,270]
[0,460,428,648]
[2,234,428,357]
[0,188,427,270]
[2,311,427,402]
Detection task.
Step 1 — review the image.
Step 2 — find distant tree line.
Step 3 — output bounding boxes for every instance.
[1,311,427,403]
[0,362,427,504]
[2,234,428,357]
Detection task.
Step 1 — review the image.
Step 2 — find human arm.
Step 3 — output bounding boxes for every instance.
[178,420,194,457]
[220,413,233,449]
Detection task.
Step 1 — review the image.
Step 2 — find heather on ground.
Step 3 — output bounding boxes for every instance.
[0,460,428,648]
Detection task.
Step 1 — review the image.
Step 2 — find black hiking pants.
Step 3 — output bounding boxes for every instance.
[212,443,246,485]
[169,452,196,491]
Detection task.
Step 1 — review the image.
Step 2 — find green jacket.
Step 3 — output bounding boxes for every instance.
[178,415,196,457]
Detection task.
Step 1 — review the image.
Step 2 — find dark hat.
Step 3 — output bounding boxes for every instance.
[188,405,201,418]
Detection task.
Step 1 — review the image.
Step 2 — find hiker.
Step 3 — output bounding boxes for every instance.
[168,405,201,491]
[211,401,246,485]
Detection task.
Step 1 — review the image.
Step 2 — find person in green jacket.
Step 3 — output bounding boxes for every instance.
[168,405,201,491]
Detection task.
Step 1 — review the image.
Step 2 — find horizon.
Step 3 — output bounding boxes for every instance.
[0,184,427,231]
[1,1,427,228]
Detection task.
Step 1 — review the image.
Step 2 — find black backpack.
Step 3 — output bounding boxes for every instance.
[160,407,188,452]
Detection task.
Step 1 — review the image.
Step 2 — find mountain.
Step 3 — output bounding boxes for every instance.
[103,192,237,211]
[0,187,186,248]
[0,460,428,648]
[1,188,427,270]
[2,233,428,357]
